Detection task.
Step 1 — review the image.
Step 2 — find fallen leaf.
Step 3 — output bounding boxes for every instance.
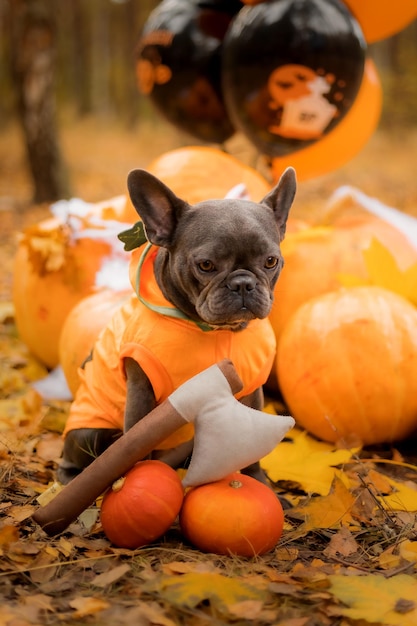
[0,525,19,545]
[290,476,357,531]
[329,573,417,625]
[76,507,100,532]
[124,601,178,626]
[155,572,267,614]
[161,560,220,575]
[22,593,54,612]
[29,550,59,584]
[261,428,358,496]
[0,389,42,430]
[378,546,402,570]
[378,476,417,512]
[35,432,63,461]
[69,596,111,618]
[91,563,131,588]
[6,504,35,523]
[57,536,75,558]
[399,539,417,563]
[323,526,359,558]
[227,599,265,620]
[339,238,417,306]
[39,401,70,433]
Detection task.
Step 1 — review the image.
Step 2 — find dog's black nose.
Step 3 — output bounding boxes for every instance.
[227,271,256,294]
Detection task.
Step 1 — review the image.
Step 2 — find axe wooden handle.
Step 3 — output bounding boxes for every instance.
[32,359,242,536]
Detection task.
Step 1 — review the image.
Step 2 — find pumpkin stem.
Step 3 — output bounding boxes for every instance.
[112,477,126,492]
[229,479,243,489]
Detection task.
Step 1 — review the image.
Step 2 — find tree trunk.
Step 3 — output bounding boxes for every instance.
[9,0,70,203]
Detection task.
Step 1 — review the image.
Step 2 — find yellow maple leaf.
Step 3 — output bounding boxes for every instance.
[399,539,417,563]
[291,476,357,531]
[154,572,267,613]
[339,238,417,305]
[260,428,358,496]
[329,573,417,626]
[378,475,417,512]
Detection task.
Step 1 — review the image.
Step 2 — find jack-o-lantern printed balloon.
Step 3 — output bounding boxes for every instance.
[222,0,366,157]
[137,0,241,144]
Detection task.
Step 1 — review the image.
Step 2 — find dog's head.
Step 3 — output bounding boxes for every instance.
[127,166,296,330]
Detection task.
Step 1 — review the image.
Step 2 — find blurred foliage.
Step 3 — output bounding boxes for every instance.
[371,21,417,127]
[0,1,415,131]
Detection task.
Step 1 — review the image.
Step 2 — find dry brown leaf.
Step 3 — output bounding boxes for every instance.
[227,599,265,620]
[0,525,20,545]
[22,593,54,612]
[161,559,220,575]
[323,527,359,558]
[6,504,36,523]
[39,401,70,433]
[91,563,131,588]
[57,536,75,558]
[274,546,299,562]
[35,432,63,461]
[29,550,59,584]
[69,595,111,618]
[378,546,402,570]
[127,601,179,626]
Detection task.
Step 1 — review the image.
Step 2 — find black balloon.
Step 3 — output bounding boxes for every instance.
[222,0,367,157]
[137,0,242,144]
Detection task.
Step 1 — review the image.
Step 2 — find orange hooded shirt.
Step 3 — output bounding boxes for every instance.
[63,244,277,449]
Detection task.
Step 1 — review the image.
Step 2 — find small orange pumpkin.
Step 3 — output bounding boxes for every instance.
[100,460,184,549]
[59,289,131,396]
[179,473,284,556]
[277,286,417,445]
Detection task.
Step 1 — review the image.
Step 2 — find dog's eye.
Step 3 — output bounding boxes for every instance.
[198,260,215,272]
[265,256,279,269]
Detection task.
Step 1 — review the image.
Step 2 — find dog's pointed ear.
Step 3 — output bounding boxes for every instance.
[127,169,188,247]
[261,167,297,241]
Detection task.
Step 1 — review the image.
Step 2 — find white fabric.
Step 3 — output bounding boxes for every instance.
[168,364,295,488]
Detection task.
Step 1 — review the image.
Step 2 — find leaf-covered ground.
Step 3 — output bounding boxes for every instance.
[1,118,417,625]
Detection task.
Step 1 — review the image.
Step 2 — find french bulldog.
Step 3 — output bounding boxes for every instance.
[57,166,296,485]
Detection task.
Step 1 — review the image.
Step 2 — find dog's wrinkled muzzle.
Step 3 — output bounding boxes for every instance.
[226,270,257,298]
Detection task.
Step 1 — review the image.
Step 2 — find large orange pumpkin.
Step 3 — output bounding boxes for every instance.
[12,210,130,369]
[140,146,271,204]
[59,289,131,397]
[271,217,417,343]
[277,286,417,446]
[179,473,284,557]
[100,460,184,549]
[265,216,417,395]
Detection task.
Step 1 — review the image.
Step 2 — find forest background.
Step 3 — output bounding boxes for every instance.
[0,0,417,209]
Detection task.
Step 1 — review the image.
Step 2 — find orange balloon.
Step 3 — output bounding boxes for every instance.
[342,0,417,43]
[271,58,382,183]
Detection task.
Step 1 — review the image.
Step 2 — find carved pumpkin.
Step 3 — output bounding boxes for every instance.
[277,286,417,445]
[12,206,130,368]
[266,216,417,395]
[100,460,184,549]
[59,289,131,397]
[179,472,284,556]
[271,218,417,343]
